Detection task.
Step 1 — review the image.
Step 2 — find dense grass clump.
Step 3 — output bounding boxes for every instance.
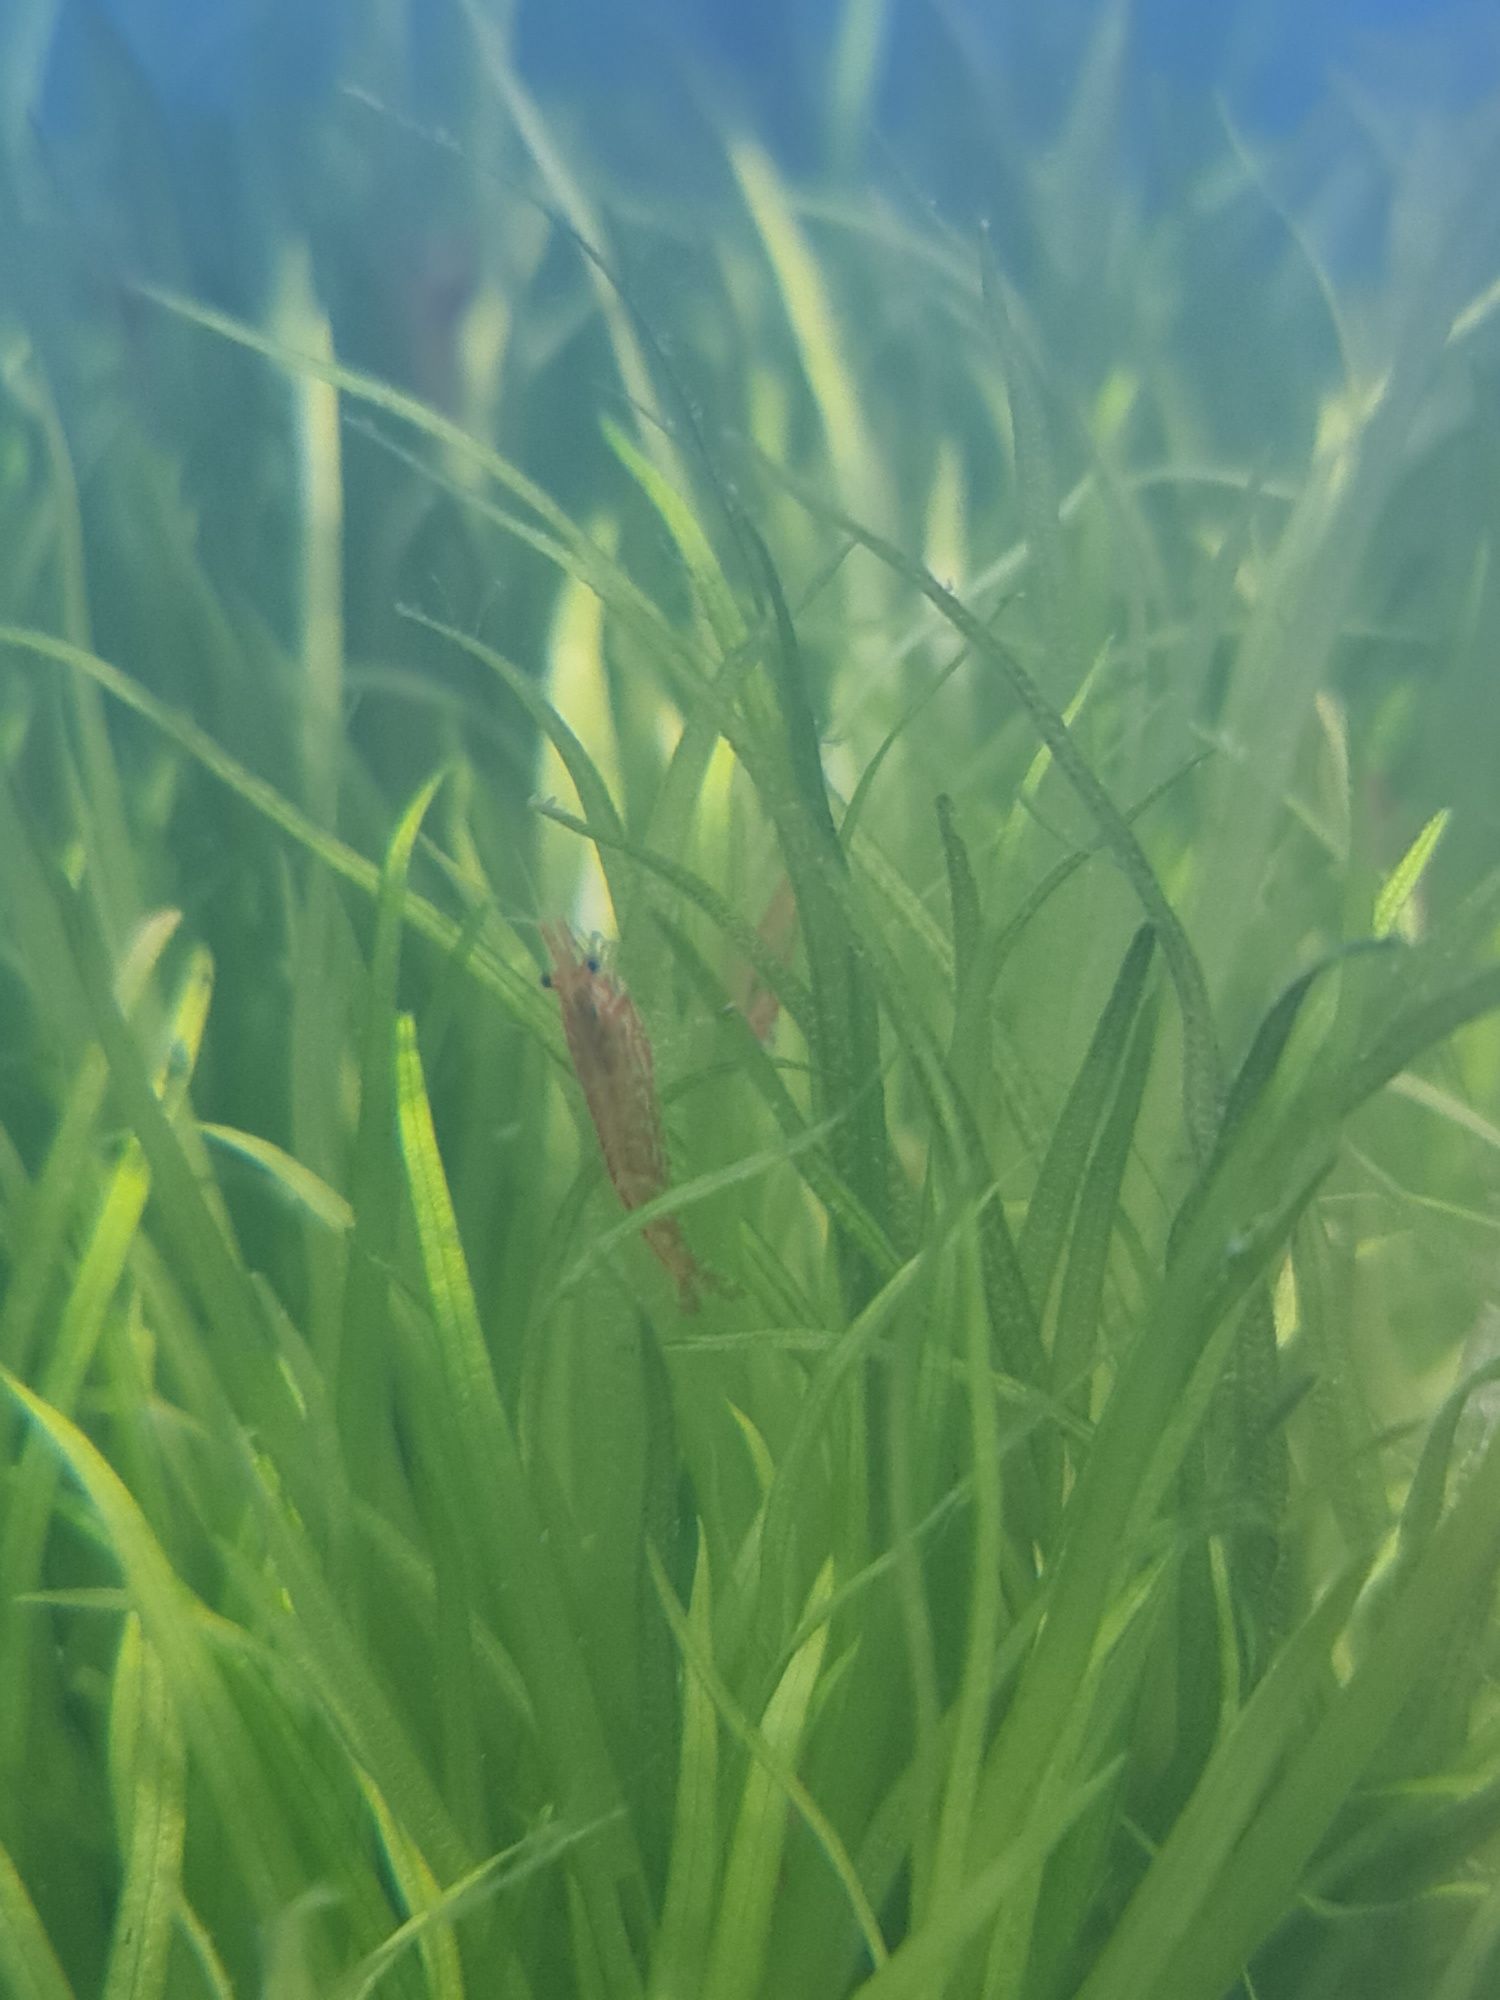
[2,4,1500,1996]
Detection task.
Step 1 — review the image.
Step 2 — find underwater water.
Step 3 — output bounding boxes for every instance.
[2,2,1499,1995]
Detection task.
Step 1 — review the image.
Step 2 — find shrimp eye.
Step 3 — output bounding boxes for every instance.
[540,970,553,990]
[585,956,600,975]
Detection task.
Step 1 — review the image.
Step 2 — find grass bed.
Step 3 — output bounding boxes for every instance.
[2,4,1499,1995]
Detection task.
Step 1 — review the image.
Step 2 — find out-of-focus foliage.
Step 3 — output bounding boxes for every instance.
[2,4,1498,1996]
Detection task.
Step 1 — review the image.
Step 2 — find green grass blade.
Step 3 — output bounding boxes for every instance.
[1154,1418,1500,1999]
[651,912,901,1281]
[1017,925,1156,1316]
[198,1125,355,1232]
[130,283,687,662]
[1050,989,1160,1413]
[0,1838,75,2000]
[1215,939,1396,1160]
[756,1251,926,1638]
[760,460,1223,1159]
[925,1229,1009,1934]
[333,1814,611,2000]
[1391,1355,1500,1583]
[101,1618,185,2000]
[243,1472,472,1890]
[1336,962,1500,1119]
[400,610,627,847]
[849,1761,1120,2000]
[730,138,885,525]
[0,626,550,1035]
[0,1371,293,1916]
[455,8,678,483]
[693,1557,882,1999]
[738,527,895,1300]
[394,1014,646,1992]
[1294,1216,1389,1555]
[1374,807,1451,938]
[977,244,1086,755]
[1073,1568,1363,2000]
[1433,1870,1500,2000]
[935,794,982,994]
[603,419,745,657]
[648,1536,721,2000]
[0,938,214,1785]
[172,1903,234,2000]
[335,767,449,1506]
[840,654,970,851]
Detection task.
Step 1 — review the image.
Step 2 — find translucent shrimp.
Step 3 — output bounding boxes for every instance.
[541,922,710,1311]
[729,875,799,1043]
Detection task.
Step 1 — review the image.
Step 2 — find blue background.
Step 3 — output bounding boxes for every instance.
[47,0,1500,137]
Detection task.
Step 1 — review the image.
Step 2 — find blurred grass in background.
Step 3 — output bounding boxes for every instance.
[2,2,1500,1995]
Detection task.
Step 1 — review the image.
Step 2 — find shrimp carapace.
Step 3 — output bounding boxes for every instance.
[541,922,713,1311]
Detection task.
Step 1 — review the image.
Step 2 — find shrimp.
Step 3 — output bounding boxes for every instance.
[729,875,799,1043]
[541,922,709,1311]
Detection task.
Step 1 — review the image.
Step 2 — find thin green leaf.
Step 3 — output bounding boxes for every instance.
[936,795,982,993]
[848,1761,1121,2000]
[0,1838,75,2000]
[0,1371,292,1915]
[394,1015,646,1992]
[689,1558,884,1997]
[603,418,745,654]
[1374,808,1451,938]
[0,626,550,1038]
[757,456,1222,1160]
[1074,1568,1363,2000]
[1018,926,1156,1317]
[199,1125,355,1232]
[649,1537,721,2000]
[1159,1419,1500,1998]
[102,1619,185,2000]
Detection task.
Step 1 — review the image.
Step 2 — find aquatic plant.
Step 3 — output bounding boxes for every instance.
[1,4,1499,1998]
